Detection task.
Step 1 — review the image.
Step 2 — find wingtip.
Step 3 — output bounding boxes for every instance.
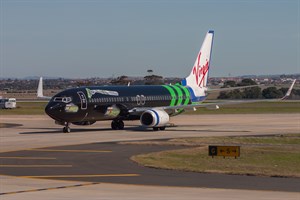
[37,76,44,98]
[281,79,296,100]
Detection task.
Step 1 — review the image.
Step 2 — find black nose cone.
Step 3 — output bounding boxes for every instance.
[45,101,64,121]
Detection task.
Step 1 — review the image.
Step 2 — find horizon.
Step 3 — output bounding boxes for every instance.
[0,73,299,80]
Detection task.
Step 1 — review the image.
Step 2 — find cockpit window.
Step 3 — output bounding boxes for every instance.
[54,97,72,103]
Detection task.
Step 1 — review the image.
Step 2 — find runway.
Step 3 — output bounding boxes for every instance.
[0,114,299,199]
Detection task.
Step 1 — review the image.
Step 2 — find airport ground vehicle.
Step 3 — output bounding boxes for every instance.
[0,98,17,109]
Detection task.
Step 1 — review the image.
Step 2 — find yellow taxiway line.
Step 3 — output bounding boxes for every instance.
[0,157,56,160]
[20,174,140,178]
[0,165,72,168]
[26,149,112,153]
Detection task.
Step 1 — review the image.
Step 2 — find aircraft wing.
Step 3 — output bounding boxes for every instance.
[207,84,261,93]
[129,79,296,114]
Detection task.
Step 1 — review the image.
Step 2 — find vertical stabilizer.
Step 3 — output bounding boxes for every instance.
[182,30,214,101]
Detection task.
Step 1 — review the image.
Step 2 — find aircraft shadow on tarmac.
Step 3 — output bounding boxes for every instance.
[19,127,114,134]
[18,125,250,134]
[18,127,159,134]
[0,123,23,128]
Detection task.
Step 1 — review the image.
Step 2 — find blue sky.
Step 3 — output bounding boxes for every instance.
[1,0,299,78]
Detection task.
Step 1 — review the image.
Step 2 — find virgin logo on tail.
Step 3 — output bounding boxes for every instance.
[192,52,209,87]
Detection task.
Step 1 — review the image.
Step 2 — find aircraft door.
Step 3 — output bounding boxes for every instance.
[77,91,87,110]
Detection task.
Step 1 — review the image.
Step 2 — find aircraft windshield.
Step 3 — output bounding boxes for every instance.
[53,97,72,103]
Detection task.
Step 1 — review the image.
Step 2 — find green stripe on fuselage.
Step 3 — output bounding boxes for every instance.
[162,85,176,106]
[171,85,183,106]
[177,84,190,105]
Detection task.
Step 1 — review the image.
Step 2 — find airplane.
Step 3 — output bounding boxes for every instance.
[37,30,296,133]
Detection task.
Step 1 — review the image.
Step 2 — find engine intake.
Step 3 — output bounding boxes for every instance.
[140,109,169,127]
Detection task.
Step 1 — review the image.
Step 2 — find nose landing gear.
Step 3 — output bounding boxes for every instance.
[111,119,124,130]
[63,123,71,133]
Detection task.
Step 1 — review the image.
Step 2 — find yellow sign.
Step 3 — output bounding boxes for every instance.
[209,146,240,158]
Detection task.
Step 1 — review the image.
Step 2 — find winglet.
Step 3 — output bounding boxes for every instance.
[37,77,52,99]
[37,77,44,98]
[281,79,296,100]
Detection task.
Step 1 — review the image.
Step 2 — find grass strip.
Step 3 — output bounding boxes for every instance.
[131,134,300,178]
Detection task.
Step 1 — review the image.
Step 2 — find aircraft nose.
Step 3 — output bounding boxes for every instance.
[45,102,64,121]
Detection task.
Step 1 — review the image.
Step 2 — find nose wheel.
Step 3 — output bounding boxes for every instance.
[111,120,124,130]
[63,123,71,133]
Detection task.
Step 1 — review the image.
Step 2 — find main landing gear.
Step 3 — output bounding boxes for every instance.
[111,119,124,130]
[153,127,166,131]
[63,123,71,133]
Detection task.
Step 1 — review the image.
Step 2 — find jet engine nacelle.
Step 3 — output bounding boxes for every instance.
[140,109,170,127]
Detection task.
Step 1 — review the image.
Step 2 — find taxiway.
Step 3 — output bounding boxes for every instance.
[0,114,299,199]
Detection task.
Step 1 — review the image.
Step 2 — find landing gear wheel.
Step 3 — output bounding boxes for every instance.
[111,121,118,130]
[63,126,71,133]
[153,127,159,131]
[117,120,124,130]
[159,127,166,131]
[111,120,124,130]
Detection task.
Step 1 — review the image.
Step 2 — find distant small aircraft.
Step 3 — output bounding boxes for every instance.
[37,31,296,133]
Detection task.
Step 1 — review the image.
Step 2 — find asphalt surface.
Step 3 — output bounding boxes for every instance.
[0,141,299,192]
